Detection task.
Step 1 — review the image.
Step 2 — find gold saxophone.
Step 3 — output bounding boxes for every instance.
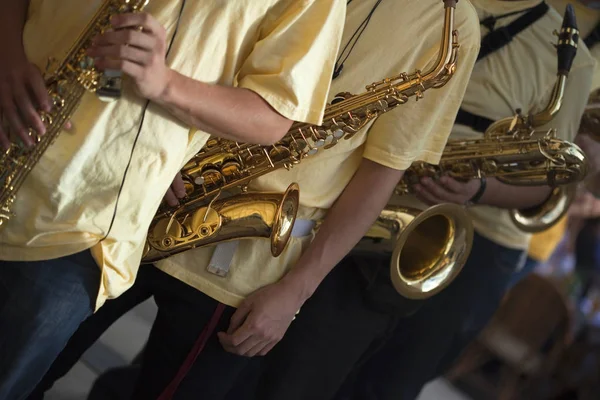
[142,0,462,264]
[360,4,586,300]
[0,0,149,230]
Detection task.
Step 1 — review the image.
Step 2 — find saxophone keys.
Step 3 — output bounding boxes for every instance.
[39,111,53,126]
[198,168,222,187]
[221,160,242,179]
[332,129,345,139]
[306,147,319,156]
[190,207,221,238]
[269,146,291,163]
[324,139,339,150]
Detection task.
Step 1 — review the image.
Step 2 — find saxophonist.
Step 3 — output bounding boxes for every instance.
[513,0,600,286]
[27,1,481,399]
[323,1,596,399]
[0,0,346,398]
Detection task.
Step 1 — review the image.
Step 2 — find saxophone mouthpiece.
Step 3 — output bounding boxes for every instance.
[557,4,579,76]
[443,0,458,8]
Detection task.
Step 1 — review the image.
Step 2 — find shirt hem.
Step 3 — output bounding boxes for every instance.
[0,241,98,262]
[154,262,245,308]
[241,81,325,125]
[363,148,443,171]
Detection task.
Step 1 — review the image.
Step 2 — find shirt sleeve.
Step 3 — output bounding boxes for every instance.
[538,60,595,142]
[362,39,480,171]
[236,0,345,125]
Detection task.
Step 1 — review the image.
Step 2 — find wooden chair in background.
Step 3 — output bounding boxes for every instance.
[446,274,574,400]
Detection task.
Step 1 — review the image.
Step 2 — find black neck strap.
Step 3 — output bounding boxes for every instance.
[478,2,550,61]
[457,2,549,133]
[585,22,600,49]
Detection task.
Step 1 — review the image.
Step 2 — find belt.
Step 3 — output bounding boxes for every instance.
[207,219,316,277]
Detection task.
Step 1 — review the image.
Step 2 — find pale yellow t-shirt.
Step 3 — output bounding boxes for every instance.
[452,0,595,251]
[0,0,346,310]
[155,0,481,307]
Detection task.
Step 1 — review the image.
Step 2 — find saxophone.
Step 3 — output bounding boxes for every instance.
[0,0,149,230]
[141,0,462,264]
[360,4,585,300]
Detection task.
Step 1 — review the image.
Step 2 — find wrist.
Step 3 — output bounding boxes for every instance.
[154,68,177,105]
[465,176,487,207]
[280,267,322,303]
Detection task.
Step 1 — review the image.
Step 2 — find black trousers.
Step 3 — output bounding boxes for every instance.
[28,265,256,400]
[247,232,525,400]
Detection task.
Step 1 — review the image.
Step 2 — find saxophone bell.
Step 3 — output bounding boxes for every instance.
[142,183,300,264]
[362,203,473,300]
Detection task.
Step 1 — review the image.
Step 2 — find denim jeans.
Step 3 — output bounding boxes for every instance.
[0,250,100,400]
[28,265,253,400]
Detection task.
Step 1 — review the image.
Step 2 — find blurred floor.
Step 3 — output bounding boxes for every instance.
[45,299,472,400]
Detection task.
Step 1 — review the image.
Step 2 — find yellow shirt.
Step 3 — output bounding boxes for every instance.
[0,0,346,310]
[453,0,595,251]
[156,0,481,307]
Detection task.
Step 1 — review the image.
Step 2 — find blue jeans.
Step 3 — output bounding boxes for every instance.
[0,250,100,400]
[334,232,526,400]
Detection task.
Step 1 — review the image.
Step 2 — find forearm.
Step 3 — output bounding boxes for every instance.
[281,159,404,300]
[156,70,293,145]
[479,178,552,209]
[0,1,29,53]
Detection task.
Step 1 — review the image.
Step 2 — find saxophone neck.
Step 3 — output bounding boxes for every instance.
[530,4,579,127]
[421,1,460,87]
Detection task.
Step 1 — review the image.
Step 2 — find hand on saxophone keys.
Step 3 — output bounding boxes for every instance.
[86,12,171,102]
[163,172,187,207]
[413,176,483,207]
[0,54,51,149]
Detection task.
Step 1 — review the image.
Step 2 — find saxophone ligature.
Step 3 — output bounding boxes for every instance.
[0,0,149,230]
[142,0,462,264]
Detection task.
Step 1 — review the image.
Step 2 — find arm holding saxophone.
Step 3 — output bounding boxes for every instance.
[0,0,53,149]
[155,72,293,145]
[217,159,404,357]
[88,12,293,146]
[414,176,552,209]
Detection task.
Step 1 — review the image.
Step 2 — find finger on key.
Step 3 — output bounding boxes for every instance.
[13,82,45,136]
[28,68,52,113]
[2,96,32,147]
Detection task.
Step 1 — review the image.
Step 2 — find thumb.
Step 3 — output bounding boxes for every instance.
[227,301,252,335]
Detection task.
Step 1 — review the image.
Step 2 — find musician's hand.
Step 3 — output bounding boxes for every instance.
[0,51,52,149]
[87,12,170,101]
[163,172,186,207]
[414,176,481,206]
[218,280,303,357]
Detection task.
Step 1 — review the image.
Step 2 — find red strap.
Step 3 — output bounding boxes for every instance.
[157,302,227,400]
